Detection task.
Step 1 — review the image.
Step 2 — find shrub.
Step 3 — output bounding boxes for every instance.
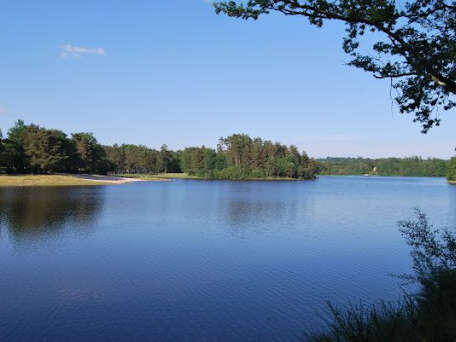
[306,209,456,341]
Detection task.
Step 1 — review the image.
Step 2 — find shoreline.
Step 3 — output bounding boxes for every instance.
[69,174,147,184]
[0,174,158,187]
[120,173,309,181]
[2,173,452,187]
[320,174,448,178]
[0,174,107,187]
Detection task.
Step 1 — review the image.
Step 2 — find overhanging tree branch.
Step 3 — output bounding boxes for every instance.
[214,0,456,132]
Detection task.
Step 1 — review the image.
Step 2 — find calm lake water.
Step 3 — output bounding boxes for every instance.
[1,176,455,341]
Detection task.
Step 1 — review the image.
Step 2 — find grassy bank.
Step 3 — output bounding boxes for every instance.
[115,173,169,181]
[120,173,301,181]
[0,175,106,187]
[117,173,206,180]
[155,173,204,180]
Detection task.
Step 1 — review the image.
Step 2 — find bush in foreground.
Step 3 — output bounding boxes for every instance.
[306,210,456,341]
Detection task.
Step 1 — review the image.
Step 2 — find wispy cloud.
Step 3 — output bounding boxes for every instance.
[0,106,7,114]
[60,44,105,58]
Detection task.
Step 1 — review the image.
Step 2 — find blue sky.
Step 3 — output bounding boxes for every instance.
[1,0,454,158]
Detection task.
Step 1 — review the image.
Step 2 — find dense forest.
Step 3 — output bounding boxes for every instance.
[0,121,318,180]
[103,134,318,179]
[0,120,114,174]
[318,157,451,178]
[448,158,456,182]
[179,135,318,179]
[1,120,454,181]
[104,144,181,175]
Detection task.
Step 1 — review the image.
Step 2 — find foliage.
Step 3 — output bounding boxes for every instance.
[105,133,317,180]
[306,210,456,341]
[318,157,449,177]
[305,301,418,342]
[103,144,181,174]
[0,130,4,169]
[0,122,317,179]
[0,120,113,174]
[398,209,456,285]
[214,0,456,132]
[448,157,456,181]
[179,134,318,180]
[71,132,111,174]
[3,120,29,172]
[154,173,206,180]
[22,125,73,173]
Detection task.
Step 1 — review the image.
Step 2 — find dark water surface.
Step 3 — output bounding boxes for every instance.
[1,176,455,341]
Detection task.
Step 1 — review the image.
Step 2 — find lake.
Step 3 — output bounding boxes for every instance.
[1,176,455,341]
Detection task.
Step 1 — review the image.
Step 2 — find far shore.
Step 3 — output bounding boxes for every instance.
[320,174,449,178]
[2,173,454,187]
[118,173,303,181]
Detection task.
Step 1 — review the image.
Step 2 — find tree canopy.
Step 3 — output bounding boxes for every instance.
[0,121,113,174]
[318,156,450,177]
[103,144,180,175]
[22,125,73,173]
[180,134,318,179]
[3,120,452,181]
[448,157,456,181]
[214,0,456,132]
[0,121,317,180]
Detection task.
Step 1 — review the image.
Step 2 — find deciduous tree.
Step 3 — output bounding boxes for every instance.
[214,0,456,132]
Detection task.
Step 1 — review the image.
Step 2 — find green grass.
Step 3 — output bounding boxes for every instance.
[156,173,206,180]
[136,173,302,181]
[118,173,205,180]
[115,172,303,181]
[0,175,106,187]
[115,173,169,181]
[241,176,300,181]
[155,173,203,180]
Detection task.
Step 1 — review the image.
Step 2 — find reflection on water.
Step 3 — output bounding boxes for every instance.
[0,187,104,243]
[0,177,455,341]
[225,199,300,236]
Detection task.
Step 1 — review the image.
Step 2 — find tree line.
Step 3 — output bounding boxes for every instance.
[104,144,181,174]
[106,134,318,179]
[448,158,456,182]
[2,120,452,181]
[0,120,113,174]
[0,121,318,179]
[318,157,453,178]
[0,120,184,175]
[179,134,318,179]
